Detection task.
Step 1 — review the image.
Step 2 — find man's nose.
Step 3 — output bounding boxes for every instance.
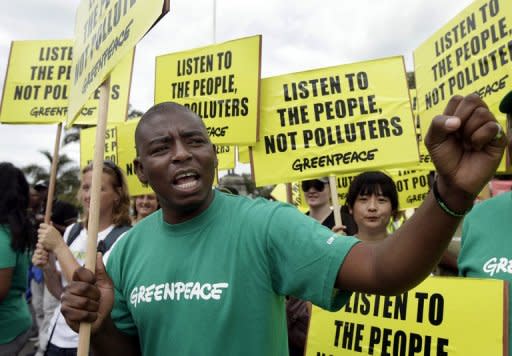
[172,140,192,162]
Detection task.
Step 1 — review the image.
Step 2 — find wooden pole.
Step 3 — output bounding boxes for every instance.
[77,76,110,356]
[43,123,63,224]
[285,183,293,204]
[329,175,343,227]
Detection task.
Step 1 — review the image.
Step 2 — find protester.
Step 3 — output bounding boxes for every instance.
[32,160,131,355]
[60,95,506,355]
[33,180,78,235]
[345,171,398,242]
[458,89,512,353]
[302,177,357,234]
[0,162,36,355]
[131,193,159,225]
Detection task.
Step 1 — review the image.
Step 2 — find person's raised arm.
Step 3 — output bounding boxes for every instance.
[60,253,141,356]
[336,94,507,295]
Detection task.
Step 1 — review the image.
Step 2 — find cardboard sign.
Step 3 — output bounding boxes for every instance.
[155,35,262,145]
[68,0,169,123]
[251,56,418,186]
[307,277,507,356]
[0,40,133,125]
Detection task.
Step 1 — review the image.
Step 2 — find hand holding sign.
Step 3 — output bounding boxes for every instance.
[61,253,114,334]
[425,93,507,214]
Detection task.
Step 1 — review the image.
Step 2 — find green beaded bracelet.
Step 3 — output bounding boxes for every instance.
[432,179,471,218]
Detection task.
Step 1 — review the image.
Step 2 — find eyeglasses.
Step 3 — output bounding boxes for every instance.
[301,180,327,192]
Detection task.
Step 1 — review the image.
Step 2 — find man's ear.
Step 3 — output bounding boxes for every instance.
[134,158,148,184]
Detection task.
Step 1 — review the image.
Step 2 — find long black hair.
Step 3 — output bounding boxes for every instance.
[0,162,35,251]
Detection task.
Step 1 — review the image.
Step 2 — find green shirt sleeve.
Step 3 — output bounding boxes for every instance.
[265,204,360,311]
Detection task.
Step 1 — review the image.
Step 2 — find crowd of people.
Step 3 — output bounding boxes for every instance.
[0,91,510,355]
[0,161,160,355]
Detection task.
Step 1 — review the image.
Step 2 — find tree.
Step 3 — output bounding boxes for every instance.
[22,150,81,205]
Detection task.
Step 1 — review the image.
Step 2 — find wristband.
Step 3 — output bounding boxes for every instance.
[432,179,471,218]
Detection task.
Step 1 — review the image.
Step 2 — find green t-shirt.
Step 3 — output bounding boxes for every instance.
[0,225,31,344]
[108,191,359,355]
[459,192,512,354]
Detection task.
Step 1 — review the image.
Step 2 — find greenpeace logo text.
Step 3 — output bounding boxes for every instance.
[130,281,229,307]
[482,257,512,277]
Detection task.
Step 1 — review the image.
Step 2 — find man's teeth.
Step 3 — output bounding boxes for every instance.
[176,180,197,189]
[176,172,196,179]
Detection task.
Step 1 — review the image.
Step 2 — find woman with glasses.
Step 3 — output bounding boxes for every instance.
[301,177,357,233]
[32,161,131,355]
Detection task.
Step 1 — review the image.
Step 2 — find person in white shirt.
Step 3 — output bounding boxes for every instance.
[32,160,131,355]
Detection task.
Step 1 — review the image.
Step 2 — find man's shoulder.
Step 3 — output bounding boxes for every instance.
[113,211,160,246]
[218,193,292,218]
[470,191,512,216]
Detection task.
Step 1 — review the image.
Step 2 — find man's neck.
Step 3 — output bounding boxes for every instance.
[162,191,215,225]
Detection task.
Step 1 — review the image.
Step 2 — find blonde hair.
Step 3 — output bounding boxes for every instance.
[81,161,132,227]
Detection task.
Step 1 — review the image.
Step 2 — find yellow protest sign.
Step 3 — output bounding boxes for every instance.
[1,40,71,124]
[117,119,154,196]
[307,277,507,356]
[414,0,512,170]
[389,169,431,210]
[237,146,251,164]
[68,0,169,123]
[0,40,133,125]
[251,56,419,187]
[270,182,307,212]
[215,145,235,171]
[155,35,262,145]
[74,49,134,126]
[409,89,421,138]
[80,124,120,168]
[80,120,153,196]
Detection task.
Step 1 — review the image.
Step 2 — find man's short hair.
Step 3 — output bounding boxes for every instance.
[135,102,205,156]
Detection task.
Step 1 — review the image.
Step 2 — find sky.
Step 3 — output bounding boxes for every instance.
[0,0,475,173]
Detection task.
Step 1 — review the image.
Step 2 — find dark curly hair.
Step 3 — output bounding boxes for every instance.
[0,162,35,251]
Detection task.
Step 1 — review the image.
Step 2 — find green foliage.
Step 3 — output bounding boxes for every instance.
[22,150,80,205]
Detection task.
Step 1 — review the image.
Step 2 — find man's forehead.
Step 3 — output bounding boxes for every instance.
[139,110,205,135]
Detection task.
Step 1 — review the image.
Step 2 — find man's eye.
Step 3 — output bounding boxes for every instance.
[188,138,205,145]
[151,146,168,154]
